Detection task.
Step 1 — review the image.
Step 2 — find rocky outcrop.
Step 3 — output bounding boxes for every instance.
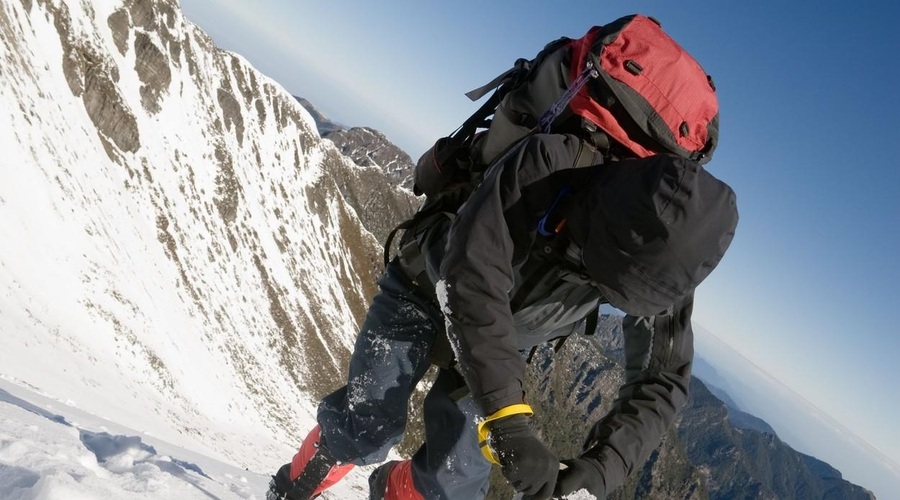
[296,97,418,192]
[324,126,416,190]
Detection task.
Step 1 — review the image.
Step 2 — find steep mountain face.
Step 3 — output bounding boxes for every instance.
[320,144,418,245]
[325,126,415,189]
[0,0,390,471]
[296,98,418,192]
[295,97,419,243]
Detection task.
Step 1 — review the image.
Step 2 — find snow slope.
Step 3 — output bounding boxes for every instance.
[0,376,266,499]
[0,376,379,499]
[0,0,384,497]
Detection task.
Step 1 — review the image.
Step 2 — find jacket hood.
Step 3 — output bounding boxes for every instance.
[566,155,738,316]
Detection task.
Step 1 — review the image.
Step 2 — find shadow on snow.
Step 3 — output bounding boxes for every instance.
[0,387,218,498]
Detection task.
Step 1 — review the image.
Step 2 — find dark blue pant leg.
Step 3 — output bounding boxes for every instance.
[317,263,440,465]
[410,369,492,500]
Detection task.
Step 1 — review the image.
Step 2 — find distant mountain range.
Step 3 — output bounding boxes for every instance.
[693,355,779,436]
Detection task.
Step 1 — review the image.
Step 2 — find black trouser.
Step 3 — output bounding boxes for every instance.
[317,262,491,499]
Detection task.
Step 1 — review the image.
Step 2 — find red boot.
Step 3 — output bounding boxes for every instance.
[368,460,425,500]
[267,426,355,499]
[291,426,355,496]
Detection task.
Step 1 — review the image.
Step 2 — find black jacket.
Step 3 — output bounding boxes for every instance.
[419,133,736,491]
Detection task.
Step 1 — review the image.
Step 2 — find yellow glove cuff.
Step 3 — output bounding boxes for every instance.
[476,403,534,464]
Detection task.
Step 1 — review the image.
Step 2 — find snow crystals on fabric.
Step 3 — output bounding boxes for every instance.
[435,280,452,316]
[562,489,599,499]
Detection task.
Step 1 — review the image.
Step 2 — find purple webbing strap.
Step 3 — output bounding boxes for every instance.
[537,63,599,134]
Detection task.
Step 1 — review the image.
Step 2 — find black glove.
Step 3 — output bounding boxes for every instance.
[553,457,606,499]
[489,414,559,500]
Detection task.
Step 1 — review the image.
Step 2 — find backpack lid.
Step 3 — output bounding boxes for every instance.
[568,15,719,163]
[566,156,737,316]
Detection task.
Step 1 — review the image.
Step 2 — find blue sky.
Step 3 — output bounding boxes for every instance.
[180,0,900,490]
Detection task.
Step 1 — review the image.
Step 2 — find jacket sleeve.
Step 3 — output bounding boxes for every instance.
[438,134,581,415]
[581,293,695,495]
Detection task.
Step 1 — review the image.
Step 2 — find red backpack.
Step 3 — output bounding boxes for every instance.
[387,14,719,265]
[413,14,719,199]
[568,15,719,163]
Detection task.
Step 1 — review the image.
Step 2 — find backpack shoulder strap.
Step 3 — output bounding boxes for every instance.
[583,306,599,336]
[573,134,606,168]
[546,305,598,357]
[383,217,417,267]
[464,62,527,102]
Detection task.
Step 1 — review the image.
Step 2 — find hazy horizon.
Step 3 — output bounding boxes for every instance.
[693,324,900,497]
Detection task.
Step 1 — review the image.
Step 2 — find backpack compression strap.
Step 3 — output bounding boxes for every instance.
[538,63,599,133]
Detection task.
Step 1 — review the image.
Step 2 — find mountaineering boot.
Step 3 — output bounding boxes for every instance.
[267,463,296,500]
[267,425,355,499]
[368,460,424,500]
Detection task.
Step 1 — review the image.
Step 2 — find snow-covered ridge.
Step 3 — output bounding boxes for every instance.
[0,0,382,479]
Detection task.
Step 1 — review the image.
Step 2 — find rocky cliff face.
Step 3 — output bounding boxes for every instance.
[0,0,394,469]
[320,147,418,246]
[296,98,418,193]
[325,126,416,189]
[295,97,419,244]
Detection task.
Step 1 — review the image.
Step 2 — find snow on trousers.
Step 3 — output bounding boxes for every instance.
[317,262,492,499]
